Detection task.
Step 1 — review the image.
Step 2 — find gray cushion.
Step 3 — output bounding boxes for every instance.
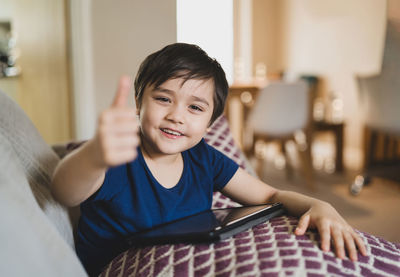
[0,90,74,245]
[0,90,86,276]
[0,136,86,276]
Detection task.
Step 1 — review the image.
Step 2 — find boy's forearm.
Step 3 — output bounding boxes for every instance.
[51,139,107,207]
[270,190,325,217]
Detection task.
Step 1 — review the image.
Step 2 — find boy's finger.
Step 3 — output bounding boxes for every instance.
[318,223,331,252]
[112,75,132,108]
[295,213,310,235]
[352,231,368,256]
[332,228,345,259]
[344,232,357,261]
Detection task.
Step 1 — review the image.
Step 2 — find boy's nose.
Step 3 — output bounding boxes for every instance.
[166,105,185,124]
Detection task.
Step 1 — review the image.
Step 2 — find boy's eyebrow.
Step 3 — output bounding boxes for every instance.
[153,85,210,107]
[190,95,210,107]
[153,86,173,93]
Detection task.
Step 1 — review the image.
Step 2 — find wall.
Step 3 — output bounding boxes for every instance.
[91,0,177,120]
[252,0,285,74]
[285,0,386,169]
[234,0,253,81]
[252,0,387,169]
[177,0,233,83]
[70,0,177,140]
[359,19,400,133]
[388,0,400,21]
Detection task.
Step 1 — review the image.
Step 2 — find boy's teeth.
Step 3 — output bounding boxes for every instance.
[162,128,182,136]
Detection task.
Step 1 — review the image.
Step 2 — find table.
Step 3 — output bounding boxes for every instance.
[226,81,266,148]
[226,82,345,172]
[313,120,344,172]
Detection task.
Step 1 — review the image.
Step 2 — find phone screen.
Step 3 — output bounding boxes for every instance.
[213,205,273,229]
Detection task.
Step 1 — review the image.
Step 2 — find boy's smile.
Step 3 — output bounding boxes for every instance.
[137,77,214,159]
[160,127,183,138]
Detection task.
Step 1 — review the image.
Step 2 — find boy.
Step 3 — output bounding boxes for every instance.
[52,43,367,276]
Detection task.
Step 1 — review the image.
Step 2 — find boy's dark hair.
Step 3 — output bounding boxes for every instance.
[134,43,229,125]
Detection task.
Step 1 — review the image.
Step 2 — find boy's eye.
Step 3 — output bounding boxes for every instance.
[155,97,170,103]
[189,104,203,112]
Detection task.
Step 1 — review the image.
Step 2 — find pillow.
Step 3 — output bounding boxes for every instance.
[204,116,256,177]
[0,134,86,276]
[0,90,75,247]
[204,116,256,209]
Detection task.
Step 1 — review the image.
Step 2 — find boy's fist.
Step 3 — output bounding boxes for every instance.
[94,75,140,167]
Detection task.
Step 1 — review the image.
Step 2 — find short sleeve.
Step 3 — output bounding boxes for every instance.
[206,143,239,191]
[85,164,128,202]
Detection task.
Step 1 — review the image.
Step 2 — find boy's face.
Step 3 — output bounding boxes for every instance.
[136,77,214,157]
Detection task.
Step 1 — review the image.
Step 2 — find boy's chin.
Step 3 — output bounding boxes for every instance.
[158,140,201,155]
[159,145,193,155]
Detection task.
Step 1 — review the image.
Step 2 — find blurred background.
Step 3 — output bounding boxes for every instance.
[0,0,399,242]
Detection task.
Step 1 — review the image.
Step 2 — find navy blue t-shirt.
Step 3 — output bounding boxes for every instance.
[75,139,239,275]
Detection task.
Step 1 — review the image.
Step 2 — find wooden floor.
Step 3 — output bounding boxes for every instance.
[253,158,400,243]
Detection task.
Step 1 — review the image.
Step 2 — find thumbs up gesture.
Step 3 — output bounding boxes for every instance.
[93,75,140,167]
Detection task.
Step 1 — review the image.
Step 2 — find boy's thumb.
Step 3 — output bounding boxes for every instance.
[112,75,132,108]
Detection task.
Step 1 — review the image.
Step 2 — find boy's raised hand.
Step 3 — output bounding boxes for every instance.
[93,75,140,168]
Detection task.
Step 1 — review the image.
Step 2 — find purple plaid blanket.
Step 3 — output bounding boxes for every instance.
[100,116,400,277]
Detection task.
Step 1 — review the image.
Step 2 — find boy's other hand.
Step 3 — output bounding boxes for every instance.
[294,201,368,261]
[93,75,139,167]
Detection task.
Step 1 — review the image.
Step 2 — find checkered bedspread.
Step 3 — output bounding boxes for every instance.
[100,116,400,277]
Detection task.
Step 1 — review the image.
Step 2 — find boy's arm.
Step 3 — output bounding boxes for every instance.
[221,167,367,261]
[51,76,139,207]
[51,139,107,207]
